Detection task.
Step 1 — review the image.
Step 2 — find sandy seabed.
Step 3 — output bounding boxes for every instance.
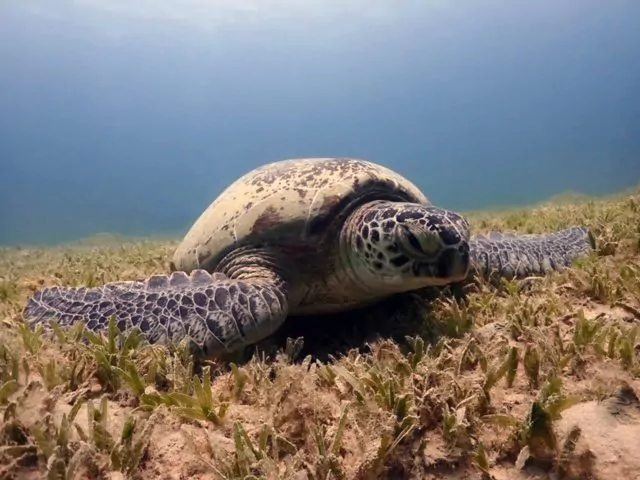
[1,187,640,480]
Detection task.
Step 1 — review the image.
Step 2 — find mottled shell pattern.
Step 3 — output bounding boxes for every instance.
[171,158,430,274]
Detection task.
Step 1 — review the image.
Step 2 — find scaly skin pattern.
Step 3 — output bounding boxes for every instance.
[23,269,288,356]
[469,226,596,280]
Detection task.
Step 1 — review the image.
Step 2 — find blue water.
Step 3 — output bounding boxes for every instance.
[1,1,639,245]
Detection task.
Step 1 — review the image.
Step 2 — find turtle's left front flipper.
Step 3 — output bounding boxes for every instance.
[469,226,596,280]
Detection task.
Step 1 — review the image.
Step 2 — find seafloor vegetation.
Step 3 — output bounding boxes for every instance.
[1,187,639,480]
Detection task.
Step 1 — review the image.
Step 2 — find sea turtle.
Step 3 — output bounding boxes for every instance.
[23,157,596,357]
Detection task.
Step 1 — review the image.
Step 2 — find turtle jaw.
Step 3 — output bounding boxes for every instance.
[378,241,471,290]
[350,248,470,293]
[411,243,471,285]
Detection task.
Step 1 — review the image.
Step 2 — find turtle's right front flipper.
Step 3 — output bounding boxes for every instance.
[23,269,289,357]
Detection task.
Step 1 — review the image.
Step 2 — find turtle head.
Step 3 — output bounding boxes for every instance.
[342,201,471,292]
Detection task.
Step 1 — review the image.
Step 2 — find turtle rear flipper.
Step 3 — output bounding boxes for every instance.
[23,269,288,357]
[470,226,595,280]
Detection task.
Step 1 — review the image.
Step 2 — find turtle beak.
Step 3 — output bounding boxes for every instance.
[410,242,470,285]
[440,243,471,281]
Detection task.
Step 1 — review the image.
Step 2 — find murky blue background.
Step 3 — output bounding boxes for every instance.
[1,1,639,245]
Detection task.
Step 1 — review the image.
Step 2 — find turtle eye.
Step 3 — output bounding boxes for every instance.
[396,225,441,260]
[420,234,442,255]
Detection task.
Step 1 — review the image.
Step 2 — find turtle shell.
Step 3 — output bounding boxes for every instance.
[171,157,429,273]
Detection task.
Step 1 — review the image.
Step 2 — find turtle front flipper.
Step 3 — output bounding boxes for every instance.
[23,269,288,357]
[469,226,596,280]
